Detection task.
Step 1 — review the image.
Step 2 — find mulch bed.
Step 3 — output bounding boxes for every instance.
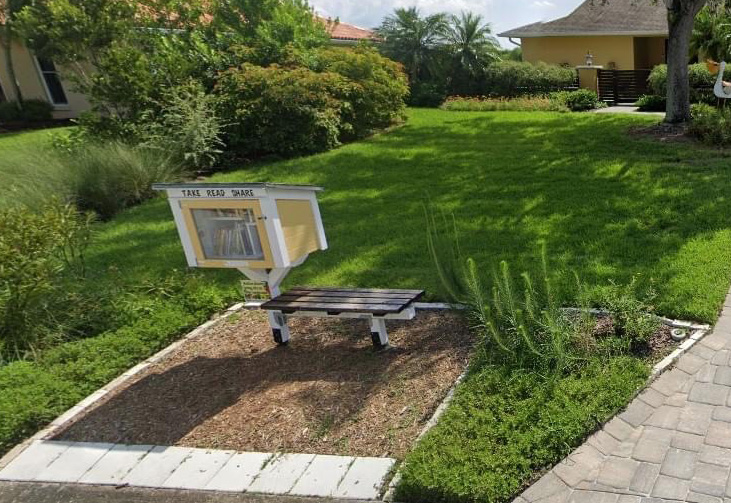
[629,122,694,144]
[55,310,474,458]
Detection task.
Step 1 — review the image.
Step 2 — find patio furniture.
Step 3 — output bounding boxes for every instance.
[261,287,424,348]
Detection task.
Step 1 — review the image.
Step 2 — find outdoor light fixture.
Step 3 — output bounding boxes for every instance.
[585,51,594,67]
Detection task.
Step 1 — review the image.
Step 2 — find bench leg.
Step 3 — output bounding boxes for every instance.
[370,318,389,348]
[268,310,290,345]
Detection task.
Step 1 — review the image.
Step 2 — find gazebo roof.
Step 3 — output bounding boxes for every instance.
[498,0,668,38]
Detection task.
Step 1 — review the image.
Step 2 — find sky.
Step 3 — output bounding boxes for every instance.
[309,0,583,47]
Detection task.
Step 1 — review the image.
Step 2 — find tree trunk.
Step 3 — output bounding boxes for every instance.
[665,0,707,123]
[1,24,23,104]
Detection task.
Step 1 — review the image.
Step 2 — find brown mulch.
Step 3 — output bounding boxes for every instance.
[629,122,693,143]
[55,310,474,458]
[593,314,676,362]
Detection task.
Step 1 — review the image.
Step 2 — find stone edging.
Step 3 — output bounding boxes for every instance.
[0,303,245,471]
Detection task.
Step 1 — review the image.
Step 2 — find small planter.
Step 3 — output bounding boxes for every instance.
[670,328,688,341]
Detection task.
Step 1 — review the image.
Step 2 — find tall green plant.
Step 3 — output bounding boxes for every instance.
[427,209,593,373]
[0,202,93,360]
[136,81,225,169]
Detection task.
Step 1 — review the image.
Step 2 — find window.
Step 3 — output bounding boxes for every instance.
[36,57,68,105]
[191,208,265,260]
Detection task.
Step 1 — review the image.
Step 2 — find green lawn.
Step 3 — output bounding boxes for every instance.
[209,109,731,322]
[2,110,731,499]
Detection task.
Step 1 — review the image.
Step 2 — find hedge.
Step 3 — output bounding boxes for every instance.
[483,61,577,97]
[648,63,731,105]
[216,46,408,158]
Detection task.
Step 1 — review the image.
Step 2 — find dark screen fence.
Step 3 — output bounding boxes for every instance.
[597,69,651,105]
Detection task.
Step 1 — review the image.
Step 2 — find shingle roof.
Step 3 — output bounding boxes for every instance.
[498,0,668,38]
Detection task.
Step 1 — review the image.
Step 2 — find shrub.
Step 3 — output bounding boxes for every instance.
[598,277,660,348]
[0,101,22,122]
[0,203,93,360]
[68,142,187,219]
[636,94,666,112]
[20,99,54,122]
[648,63,731,104]
[310,46,409,137]
[409,82,447,107]
[216,64,351,157]
[135,81,225,170]
[688,103,731,146]
[442,95,566,112]
[555,89,601,111]
[0,99,53,123]
[483,61,577,97]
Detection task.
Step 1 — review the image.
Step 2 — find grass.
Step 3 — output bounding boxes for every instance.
[211,109,731,323]
[395,356,650,503]
[1,109,731,493]
[0,128,75,207]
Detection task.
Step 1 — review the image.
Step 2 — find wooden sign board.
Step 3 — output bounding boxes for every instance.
[241,280,270,301]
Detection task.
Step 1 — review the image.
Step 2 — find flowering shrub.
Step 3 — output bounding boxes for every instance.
[441,95,567,112]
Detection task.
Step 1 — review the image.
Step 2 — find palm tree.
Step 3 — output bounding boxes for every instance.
[375,7,448,84]
[691,2,731,62]
[445,12,500,78]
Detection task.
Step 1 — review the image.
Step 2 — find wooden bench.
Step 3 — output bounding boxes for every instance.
[260,287,425,348]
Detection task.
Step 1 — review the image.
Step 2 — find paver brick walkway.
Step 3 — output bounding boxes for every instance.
[515,299,731,503]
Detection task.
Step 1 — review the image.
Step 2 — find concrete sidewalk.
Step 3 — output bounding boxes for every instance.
[515,289,731,503]
[593,106,665,117]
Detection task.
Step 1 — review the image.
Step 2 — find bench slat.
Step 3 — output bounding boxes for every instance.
[284,289,417,300]
[291,286,424,296]
[274,294,408,305]
[262,300,404,314]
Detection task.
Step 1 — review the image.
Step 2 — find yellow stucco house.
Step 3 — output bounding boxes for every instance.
[0,40,91,119]
[499,0,668,71]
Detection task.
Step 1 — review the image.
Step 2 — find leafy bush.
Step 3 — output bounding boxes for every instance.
[648,63,731,104]
[0,203,93,360]
[598,277,660,348]
[310,46,409,137]
[216,47,408,158]
[0,99,54,123]
[553,89,602,111]
[216,64,350,157]
[69,142,187,219]
[483,61,577,97]
[395,356,649,503]
[0,102,22,122]
[21,100,55,122]
[135,81,225,170]
[409,82,447,107]
[442,95,566,112]
[636,94,667,112]
[688,103,731,146]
